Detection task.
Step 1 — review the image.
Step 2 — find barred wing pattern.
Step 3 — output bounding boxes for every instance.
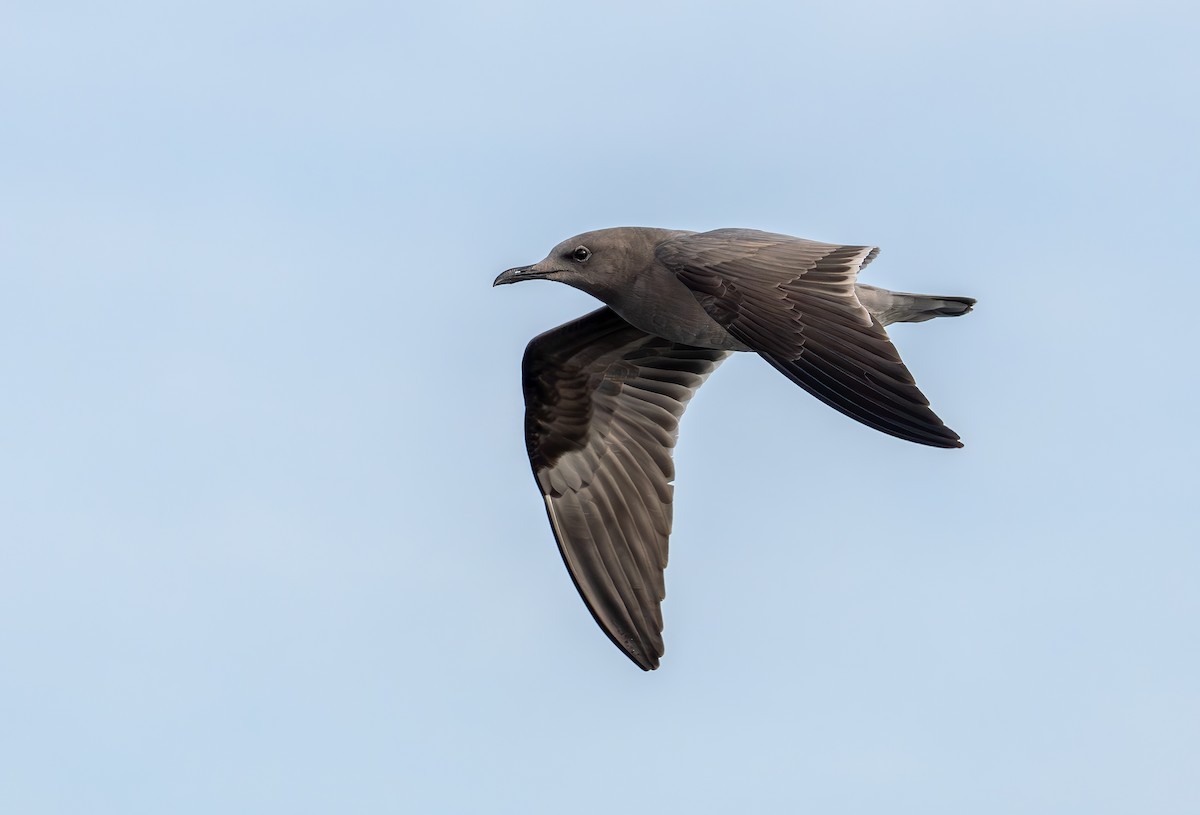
[522,307,729,669]
[657,229,962,448]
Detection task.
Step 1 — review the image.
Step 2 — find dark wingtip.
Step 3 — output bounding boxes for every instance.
[927,428,964,449]
[625,647,660,671]
[616,638,660,671]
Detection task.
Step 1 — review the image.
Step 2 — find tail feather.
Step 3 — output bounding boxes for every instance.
[855,284,976,327]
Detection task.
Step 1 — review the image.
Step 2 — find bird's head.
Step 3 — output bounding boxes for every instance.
[493,228,667,297]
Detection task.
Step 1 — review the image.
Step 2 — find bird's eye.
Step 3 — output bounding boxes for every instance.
[572,246,591,262]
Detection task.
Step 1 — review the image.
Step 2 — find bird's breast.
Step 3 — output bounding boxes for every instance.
[609,274,750,351]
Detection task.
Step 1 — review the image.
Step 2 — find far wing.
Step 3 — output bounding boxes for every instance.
[657,229,962,448]
[522,307,729,669]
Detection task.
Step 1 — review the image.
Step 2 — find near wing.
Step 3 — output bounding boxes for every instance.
[657,229,962,448]
[522,307,729,670]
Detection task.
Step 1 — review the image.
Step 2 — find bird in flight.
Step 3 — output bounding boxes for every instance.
[494,227,975,670]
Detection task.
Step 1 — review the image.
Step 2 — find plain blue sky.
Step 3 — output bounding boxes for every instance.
[3,1,1198,812]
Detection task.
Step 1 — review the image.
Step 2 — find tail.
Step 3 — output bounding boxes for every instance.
[855,283,976,327]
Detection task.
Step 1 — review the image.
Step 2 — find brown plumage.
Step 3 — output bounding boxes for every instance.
[495,227,975,670]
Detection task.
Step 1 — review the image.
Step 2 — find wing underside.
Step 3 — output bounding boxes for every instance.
[522,307,729,669]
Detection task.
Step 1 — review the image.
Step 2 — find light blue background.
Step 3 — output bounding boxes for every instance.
[3,2,1197,812]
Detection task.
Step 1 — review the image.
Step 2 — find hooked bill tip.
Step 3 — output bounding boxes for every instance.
[493,265,536,286]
